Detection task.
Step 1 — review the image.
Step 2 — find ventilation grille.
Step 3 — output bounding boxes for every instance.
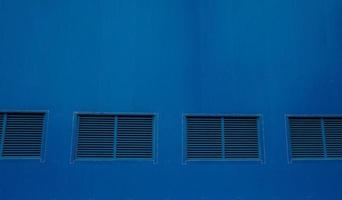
[187,117,222,159]
[75,114,154,160]
[2,113,45,158]
[186,116,260,161]
[289,116,342,160]
[324,118,342,158]
[224,117,259,159]
[289,117,324,159]
[76,115,115,159]
[0,114,3,146]
[116,116,153,159]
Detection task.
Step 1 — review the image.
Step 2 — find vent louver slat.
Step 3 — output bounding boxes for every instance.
[224,117,259,159]
[2,113,45,158]
[324,118,342,158]
[76,115,115,159]
[116,116,153,159]
[186,117,222,160]
[289,117,324,159]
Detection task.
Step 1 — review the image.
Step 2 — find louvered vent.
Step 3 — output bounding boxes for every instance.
[289,117,324,159]
[224,117,259,159]
[75,114,155,160]
[186,115,261,161]
[0,114,3,146]
[186,117,222,160]
[116,115,153,159]
[2,113,45,158]
[76,115,115,159]
[324,118,342,158]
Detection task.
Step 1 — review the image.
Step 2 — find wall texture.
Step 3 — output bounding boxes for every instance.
[0,0,342,199]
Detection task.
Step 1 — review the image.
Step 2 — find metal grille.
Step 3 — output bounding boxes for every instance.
[2,113,45,158]
[0,114,3,147]
[186,117,222,160]
[116,115,154,159]
[186,115,260,161]
[289,117,324,159]
[76,115,115,159]
[75,114,154,160]
[224,117,259,159]
[324,118,342,158]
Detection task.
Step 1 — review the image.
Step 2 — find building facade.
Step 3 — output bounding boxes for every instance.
[0,0,342,199]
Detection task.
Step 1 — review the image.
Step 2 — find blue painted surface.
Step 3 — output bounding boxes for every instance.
[0,0,342,199]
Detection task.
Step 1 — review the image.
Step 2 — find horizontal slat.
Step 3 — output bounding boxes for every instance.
[2,113,45,158]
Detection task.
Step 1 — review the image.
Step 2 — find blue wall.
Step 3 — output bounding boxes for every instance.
[0,0,342,199]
